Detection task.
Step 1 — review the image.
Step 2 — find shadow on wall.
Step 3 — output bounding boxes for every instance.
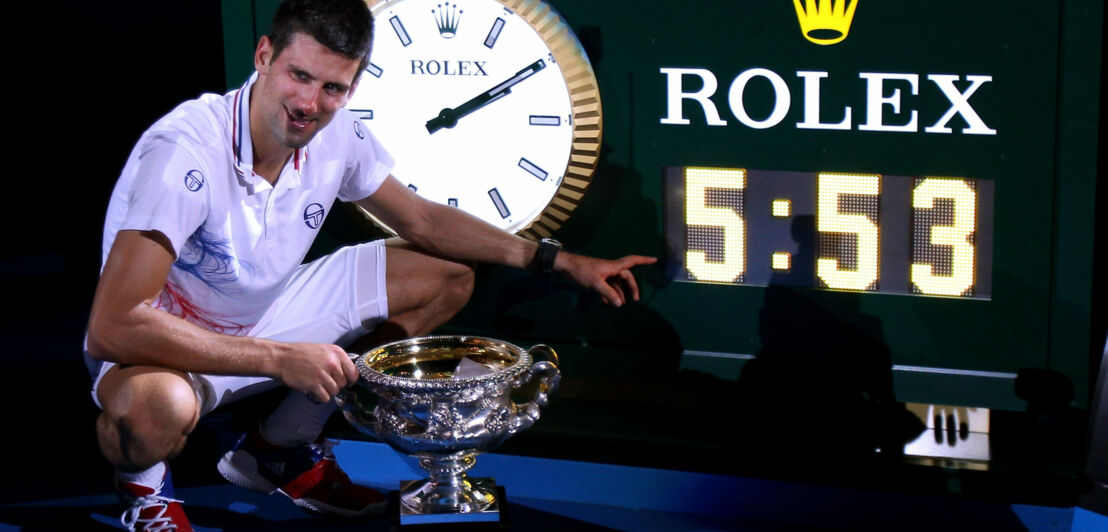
[732,282,925,459]
[727,214,923,461]
[483,141,681,378]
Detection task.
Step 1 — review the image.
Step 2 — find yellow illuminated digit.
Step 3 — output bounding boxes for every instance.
[685,168,745,283]
[911,178,976,296]
[817,173,881,291]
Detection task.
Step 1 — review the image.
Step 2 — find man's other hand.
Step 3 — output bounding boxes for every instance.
[556,253,657,307]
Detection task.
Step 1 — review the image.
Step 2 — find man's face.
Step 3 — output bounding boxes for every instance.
[252,32,361,150]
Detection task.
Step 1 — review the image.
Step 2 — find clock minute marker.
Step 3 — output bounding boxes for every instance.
[488,188,511,219]
[485,17,506,48]
[529,115,561,126]
[426,59,546,134]
[390,15,412,46]
[518,158,548,181]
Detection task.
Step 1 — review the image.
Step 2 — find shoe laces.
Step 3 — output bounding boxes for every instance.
[120,494,184,532]
[291,438,337,465]
[310,440,357,490]
[312,439,337,460]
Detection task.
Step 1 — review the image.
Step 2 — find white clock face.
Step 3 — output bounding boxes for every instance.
[349,0,580,234]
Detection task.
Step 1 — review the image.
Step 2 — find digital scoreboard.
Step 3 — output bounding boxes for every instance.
[664,167,995,298]
[224,0,1101,410]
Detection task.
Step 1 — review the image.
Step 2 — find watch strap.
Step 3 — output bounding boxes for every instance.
[531,238,562,275]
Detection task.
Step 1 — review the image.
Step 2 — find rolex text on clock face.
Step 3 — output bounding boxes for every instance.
[351,0,579,234]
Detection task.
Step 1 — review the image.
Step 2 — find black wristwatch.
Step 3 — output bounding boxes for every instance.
[530,238,562,276]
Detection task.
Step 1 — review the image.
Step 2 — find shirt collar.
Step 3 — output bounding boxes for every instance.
[231,72,307,191]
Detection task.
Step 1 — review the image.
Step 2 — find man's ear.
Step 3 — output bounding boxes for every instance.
[254,35,274,73]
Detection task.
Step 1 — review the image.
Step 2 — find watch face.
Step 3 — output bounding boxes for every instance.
[351,0,601,238]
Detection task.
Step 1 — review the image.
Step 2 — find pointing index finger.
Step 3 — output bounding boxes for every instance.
[619,255,658,269]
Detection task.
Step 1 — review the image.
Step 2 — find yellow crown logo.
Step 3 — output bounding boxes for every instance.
[793,0,858,45]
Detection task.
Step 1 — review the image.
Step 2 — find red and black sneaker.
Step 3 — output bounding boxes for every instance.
[217,427,386,517]
[117,468,193,532]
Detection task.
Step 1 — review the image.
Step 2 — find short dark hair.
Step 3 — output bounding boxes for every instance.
[269,0,374,75]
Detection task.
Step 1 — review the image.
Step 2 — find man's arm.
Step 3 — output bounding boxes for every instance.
[356,176,656,306]
[86,230,358,402]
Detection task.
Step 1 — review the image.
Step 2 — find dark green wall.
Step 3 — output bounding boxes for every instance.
[222,0,1102,410]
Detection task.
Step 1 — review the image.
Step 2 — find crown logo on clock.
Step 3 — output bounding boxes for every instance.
[432,2,462,38]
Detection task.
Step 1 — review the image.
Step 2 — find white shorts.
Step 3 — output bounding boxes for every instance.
[87,241,389,416]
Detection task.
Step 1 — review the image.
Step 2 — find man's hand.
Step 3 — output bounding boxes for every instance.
[555,253,657,307]
[271,343,360,403]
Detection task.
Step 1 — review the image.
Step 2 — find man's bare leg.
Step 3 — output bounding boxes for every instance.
[347,238,475,353]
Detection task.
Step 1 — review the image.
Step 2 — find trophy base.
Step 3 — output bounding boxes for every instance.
[389,481,509,529]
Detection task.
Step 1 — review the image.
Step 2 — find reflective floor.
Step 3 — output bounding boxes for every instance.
[2,433,1105,531]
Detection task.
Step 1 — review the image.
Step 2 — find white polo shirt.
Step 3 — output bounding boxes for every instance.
[101,73,394,334]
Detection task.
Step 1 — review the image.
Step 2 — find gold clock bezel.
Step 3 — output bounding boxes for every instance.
[359,0,602,240]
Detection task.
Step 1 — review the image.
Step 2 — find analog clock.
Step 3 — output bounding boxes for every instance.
[349,0,602,239]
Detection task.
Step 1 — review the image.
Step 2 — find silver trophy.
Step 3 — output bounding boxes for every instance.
[337,335,560,525]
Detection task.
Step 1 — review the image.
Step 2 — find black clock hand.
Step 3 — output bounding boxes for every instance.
[426,59,546,134]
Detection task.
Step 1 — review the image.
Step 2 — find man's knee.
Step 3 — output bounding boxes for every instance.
[96,367,200,469]
[442,260,475,308]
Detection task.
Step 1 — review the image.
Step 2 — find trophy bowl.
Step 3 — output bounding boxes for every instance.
[336,335,560,524]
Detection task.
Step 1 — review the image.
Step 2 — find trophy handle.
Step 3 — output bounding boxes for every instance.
[507,345,561,434]
[528,344,560,367]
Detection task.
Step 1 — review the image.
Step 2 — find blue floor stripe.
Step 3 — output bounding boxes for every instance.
[1071,508,1108,532]
[1,439,1097,531]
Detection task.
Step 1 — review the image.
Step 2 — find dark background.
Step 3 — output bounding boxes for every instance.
[3,0,229,502]
[2,0,1105,507]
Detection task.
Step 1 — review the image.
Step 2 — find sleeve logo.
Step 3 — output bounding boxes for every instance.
[184,169,205,192]
[303,202,325,229]
[353,119,365,139]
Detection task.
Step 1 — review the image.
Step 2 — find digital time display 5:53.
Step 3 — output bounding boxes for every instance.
[663,167,994,298]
